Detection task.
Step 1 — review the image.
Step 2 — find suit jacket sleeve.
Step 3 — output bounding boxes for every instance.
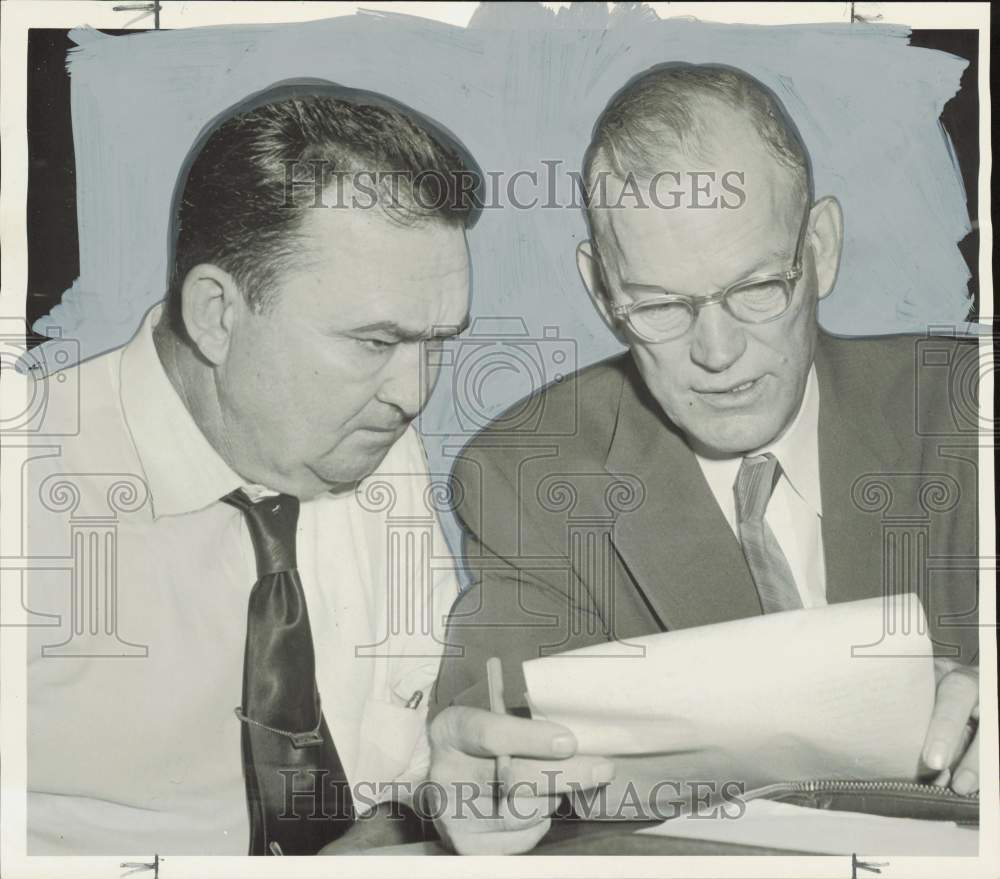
[430,444,612,718]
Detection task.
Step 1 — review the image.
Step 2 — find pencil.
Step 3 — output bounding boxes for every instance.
[486,656,514,796]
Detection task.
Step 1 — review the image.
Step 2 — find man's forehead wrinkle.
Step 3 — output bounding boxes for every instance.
[609,195,798,295]
[290,252,466,298]
[301,201,467,267]
[615,101,802,206]
[344,293,466,335]
[408,260,470,284]
[349,265,465,303]
[601,141,714,188]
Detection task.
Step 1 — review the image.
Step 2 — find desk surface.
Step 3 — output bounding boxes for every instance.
[361,820,813,856]
[535,823,812,855]
[535,819,812,855]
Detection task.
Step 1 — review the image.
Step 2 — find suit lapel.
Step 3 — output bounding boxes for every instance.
[814,334,902,605]
[602,335,904,629]
[604,358,763,631]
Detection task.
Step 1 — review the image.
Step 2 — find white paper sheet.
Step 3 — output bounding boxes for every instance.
[523,595,936,812]
[638,798,978,856]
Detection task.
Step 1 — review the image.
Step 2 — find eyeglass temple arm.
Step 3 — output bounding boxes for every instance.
[792,200,813,269]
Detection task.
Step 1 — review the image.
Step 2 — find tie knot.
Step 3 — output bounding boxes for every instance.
[734,453,781,523]
[223,489,300,577]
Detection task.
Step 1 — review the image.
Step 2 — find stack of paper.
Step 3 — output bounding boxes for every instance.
[523,595,936,809]
[638,799,977,856]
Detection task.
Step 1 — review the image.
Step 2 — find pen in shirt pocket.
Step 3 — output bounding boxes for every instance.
[404,690,424,710]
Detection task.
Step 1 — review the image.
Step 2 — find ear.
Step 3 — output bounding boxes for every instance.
[576,241,627,344]
[807,196,844,301]
[179,264,243,365]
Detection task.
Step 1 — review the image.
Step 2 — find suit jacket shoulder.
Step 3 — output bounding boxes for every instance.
[462,352,630,449]
[816,331,977,442]
[450,352,634,534]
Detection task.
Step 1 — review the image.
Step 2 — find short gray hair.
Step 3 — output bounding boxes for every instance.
[583,63,814,216]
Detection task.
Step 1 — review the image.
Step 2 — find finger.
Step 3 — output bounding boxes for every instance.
[501,795,564,824]
[951,728,979,795]
[507,755,616,794]
[933,656,960,681]
[955,718,975,761]
[922,669,978,771]
[930,719,975,786]
[431,706,577,760]
[428,753,502,789]
[427,759,614,812]
[425,770,613,808]
[445,816,552,855]
[443,795,561,833]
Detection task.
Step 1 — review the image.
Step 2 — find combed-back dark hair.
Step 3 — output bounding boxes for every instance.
[583,62,814,213]
[167,79,482,331]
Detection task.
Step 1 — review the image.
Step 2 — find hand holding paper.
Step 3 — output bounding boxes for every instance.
[924,658,980,794]
[523,595,937,809]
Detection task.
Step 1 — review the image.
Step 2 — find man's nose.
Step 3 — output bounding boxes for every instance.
[688,302,747,372]
[377,342,434,419]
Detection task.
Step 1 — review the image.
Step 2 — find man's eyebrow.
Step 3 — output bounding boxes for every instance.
[621,281,672,297]
[621,249,795,298]
[741,248,793,278]
[349,319,469,340]
[350,320,414,338]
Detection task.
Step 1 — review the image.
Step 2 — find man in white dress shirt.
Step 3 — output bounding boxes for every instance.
[428,62,980,854]
[25,81,479,854]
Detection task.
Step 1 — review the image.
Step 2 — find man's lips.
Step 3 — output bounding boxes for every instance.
[690,375,770,410]
[694,376,764,395]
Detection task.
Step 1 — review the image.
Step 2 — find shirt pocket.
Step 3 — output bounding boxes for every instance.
[352,697,427,790]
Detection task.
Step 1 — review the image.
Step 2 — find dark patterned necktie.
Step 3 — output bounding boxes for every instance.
[223,488,353,855]
[734,454,804,614]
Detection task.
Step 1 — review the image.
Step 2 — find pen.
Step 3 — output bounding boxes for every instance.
[486,656,514,798]
[404,690,424,710]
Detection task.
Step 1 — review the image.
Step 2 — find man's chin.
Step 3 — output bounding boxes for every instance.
[311,442,399,493]
[684,417,786,459]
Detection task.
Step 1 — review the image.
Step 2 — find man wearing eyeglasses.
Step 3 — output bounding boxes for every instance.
[426,63,979,855]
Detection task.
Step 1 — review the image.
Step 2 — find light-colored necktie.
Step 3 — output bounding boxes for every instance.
[734,454,803,613]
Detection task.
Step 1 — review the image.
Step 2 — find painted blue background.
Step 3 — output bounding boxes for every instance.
[33,6,976,557]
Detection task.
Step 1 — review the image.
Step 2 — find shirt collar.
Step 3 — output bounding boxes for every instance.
[763,364,822,516]
[119,304,244,519]
[694,365,822,517]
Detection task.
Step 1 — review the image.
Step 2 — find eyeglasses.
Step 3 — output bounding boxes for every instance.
[610,206,812,344]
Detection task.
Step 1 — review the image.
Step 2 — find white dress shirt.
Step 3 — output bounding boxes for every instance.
[694,367,826,608]
[26,305,459,854]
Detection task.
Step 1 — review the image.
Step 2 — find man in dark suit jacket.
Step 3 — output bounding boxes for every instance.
[434,333,979,711]
[426,62,981,855]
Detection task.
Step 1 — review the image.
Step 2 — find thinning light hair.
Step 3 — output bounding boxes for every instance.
[583,62,814,230]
